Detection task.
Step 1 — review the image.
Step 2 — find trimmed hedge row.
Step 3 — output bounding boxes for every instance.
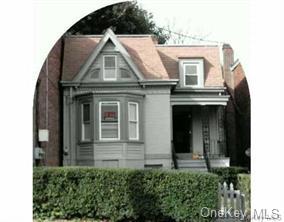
[211,167,248,186]
[34,167,219,221]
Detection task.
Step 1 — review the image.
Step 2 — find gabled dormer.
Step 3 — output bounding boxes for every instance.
[179,58,204,88]
[73,28,144,82]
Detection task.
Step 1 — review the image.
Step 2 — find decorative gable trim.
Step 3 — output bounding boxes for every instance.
[73,28,144,81]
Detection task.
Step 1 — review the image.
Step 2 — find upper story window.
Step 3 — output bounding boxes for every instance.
[180,59,204,87]
[103,55,117,80]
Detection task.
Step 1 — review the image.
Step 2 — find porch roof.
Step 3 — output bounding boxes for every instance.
[170,94,229,106]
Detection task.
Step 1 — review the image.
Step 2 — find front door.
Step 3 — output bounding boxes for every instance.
[172,106,192,153]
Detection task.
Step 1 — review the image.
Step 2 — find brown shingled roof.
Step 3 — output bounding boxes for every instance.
[62,35,224,87]
[62,36,168,81]
[156,46,224,86]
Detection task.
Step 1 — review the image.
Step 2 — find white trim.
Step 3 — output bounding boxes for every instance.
[103,55,117,81]
[128,102,139,140]
[180,59,204,88]
[99,101,120,141]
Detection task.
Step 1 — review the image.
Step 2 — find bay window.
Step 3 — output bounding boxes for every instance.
[128,102,139,140]
[99,101,120,140]
[81,103,91,141]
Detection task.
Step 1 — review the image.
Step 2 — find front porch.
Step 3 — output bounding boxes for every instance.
[171,89,230,170]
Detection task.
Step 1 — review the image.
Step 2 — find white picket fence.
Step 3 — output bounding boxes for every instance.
[218,182,245,212]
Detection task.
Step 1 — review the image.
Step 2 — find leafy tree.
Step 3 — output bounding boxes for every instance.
[67,1,169,44]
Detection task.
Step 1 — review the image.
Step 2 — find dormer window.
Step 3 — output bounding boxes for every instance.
[180,59,204,87]
[103,55,117,80]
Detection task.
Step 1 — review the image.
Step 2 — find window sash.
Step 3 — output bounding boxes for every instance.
[128,102,139,140]
[182,60,203,87]
[99,101,120,140]
[81,103,91,141]
[103,55,117,80]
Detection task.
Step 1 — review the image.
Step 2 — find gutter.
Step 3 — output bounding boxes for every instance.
[138,79,179,86]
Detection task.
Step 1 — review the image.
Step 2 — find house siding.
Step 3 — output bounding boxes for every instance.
[144,89,172,168]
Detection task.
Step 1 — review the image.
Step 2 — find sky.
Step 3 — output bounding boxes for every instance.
[1,1,284,220]
[137,0,249,71]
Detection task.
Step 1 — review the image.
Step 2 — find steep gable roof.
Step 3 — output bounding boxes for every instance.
[62,30,168,81]
[72,29,144,81]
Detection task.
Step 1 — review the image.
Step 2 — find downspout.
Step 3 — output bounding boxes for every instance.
[68,87,73,165]
[44,57,49,165]
[33,80,40,166]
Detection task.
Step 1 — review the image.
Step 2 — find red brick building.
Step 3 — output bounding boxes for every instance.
[33,38,63,166]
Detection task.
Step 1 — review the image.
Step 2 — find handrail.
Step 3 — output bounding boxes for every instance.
[171,140,178,169]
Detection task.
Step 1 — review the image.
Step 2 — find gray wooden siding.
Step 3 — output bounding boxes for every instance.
[143,90,172,168]
[75,142,145,168]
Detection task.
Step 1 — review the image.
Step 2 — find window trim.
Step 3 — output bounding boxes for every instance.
[99,101,120,141]
[181,59,204,88]
[103,55,117,81]
[128,102,139,140]
[81,103,91,142]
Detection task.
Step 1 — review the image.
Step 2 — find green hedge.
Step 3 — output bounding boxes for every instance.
[33,167,219,222]
[211,167,248,186]
[237,174,251,213]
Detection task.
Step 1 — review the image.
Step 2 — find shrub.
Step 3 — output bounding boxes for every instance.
[237,174,251,213]
[33,167,219,222]
[211,167,248,186]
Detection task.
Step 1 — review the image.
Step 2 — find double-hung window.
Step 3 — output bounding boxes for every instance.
[81,103,91,141]
[103,55,117,80]
[99,101,120,140]
[182,59,204,87]
[128,102,139,140]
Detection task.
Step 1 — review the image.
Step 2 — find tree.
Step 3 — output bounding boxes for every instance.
[66,1,169,44]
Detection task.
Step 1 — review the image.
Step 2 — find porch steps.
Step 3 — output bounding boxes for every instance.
[177,159,208,172]
[175,153,230,171]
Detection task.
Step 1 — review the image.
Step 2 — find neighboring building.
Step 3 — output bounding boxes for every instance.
[34,29,250,170]
[34,38,63,166]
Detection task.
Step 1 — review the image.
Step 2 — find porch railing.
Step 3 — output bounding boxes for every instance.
[171,140,178,169]
[209,139,226,158]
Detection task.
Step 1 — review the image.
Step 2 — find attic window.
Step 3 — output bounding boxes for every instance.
[120,68,131,79]
[181,59,204,87]
[103,55,117,80]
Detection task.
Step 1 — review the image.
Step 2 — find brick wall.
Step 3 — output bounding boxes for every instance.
[233,64,251,168]
[223,44,250,167]
[34,38,63,166]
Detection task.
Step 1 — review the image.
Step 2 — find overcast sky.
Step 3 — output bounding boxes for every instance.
[137,0,249,71]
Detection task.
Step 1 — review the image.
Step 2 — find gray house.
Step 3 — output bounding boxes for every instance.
[61,29,231,170]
